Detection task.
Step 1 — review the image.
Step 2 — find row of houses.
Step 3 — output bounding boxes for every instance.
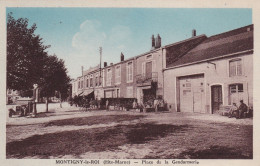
[72,24,253,114]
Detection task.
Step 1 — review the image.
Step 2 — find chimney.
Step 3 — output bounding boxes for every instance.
[104,62,107,67]
[120,52,124,61]
[192,29,196,37]
[151,34,155,49]
[155,34,161,48]
[110,63,113,66]
[81,66,84,76]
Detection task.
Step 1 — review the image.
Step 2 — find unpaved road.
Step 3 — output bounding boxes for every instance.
[6,104,253,159]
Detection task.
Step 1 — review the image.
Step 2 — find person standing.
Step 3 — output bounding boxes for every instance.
[154,98,159,112]
[106,99,109,110]
[133,100,137,109]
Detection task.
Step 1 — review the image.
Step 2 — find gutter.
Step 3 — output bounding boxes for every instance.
[163,49,253,72]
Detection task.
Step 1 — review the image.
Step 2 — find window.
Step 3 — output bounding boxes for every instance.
[106,68,112,86]
[95,76,98,86]
[126,62,133,83]
[90,78,93,87]
[230,84,243,93]
[115,65,121,84]
[84,76,87,88]
[81,81,83,89]
[126,86,133,98]
[229,83,244,105]
[99,76,102,86]
[229,59,242,77]
[116,89,120,98]
[86,79,89,87]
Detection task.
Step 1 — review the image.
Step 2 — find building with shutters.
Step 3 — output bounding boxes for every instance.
[72,65,103,100]
[72,34,165,104]
[101,54,136,99]
[163,25,253,114]
[72,24,253,114]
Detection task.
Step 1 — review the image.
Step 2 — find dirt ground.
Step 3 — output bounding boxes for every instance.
[6,103,253,159]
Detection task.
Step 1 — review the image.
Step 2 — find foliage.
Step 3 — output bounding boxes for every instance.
[7,13,71,100]
[40,55,71,99]
[7,13,49,91]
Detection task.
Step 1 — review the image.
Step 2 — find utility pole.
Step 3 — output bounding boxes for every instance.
[98,47,102,107]
[99,47,102,77]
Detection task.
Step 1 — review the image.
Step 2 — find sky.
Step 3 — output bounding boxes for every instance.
[6,8,252,79]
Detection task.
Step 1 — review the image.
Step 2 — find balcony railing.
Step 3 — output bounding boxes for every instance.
[136,72,158,85]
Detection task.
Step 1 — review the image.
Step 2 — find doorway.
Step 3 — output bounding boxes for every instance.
[211,85,223,114]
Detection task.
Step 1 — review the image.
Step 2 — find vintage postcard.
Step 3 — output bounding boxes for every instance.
[0,0,259,166]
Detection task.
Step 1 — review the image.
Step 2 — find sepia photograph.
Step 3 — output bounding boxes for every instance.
[0,0,259,165]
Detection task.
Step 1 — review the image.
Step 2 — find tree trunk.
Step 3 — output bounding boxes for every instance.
[33,102,37,115]
[46,97,49,112]
[59,92,62,108]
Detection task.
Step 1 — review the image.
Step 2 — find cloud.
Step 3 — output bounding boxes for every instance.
[67,20,133,79]
[72,20,106,51]
[108,25,131,45]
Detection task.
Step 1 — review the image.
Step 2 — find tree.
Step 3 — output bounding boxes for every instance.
[40,55,71,111]
[7,13,71,112]
[7,13,49,92]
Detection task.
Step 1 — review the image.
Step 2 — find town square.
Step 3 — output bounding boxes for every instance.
[2,6,256,162]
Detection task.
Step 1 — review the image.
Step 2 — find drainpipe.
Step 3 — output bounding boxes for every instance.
[247,82,249,106]
[161,48,164,100]
[162,47,168,111]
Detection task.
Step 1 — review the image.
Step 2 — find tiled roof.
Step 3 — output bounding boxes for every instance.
[167,25,253,68]
[165,35,207,67]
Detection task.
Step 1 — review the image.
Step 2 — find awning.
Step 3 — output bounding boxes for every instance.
[78,91,84,96]
[83,91,95,99]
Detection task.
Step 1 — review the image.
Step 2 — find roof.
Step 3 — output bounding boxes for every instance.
[165,35,207,67]
[167,24,253,68]
[83,65,100,75]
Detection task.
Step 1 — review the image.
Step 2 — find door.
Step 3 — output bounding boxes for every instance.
[116,89,120,98]
[146,61,152,79]
[211,85,223,114]
[179,79,193,112]
[178,74,205,113]
[193,92,202,113]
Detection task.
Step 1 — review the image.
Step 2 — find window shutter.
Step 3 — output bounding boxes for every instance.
[142,62,145,76]
[237,60,242,75]
[152,60,156,72]
[229,61,236,77]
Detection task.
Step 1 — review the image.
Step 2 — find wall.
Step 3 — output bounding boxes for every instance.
[136,49,164,97]
[163,53,253,113]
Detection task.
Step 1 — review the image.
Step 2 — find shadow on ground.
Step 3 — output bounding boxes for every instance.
[6,123,189,158]
[44,115,145,127]
[177,145,252,159]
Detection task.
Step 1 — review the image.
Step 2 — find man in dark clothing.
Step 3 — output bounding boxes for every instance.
[237,100,248,119]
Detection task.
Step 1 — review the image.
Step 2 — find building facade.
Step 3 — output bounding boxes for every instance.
[72,34,166,105]
[163,25,253,114]
[72,24,253,114]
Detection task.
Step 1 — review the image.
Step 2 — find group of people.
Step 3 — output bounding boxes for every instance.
[132,98,165,112]
[228,100,251,119]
